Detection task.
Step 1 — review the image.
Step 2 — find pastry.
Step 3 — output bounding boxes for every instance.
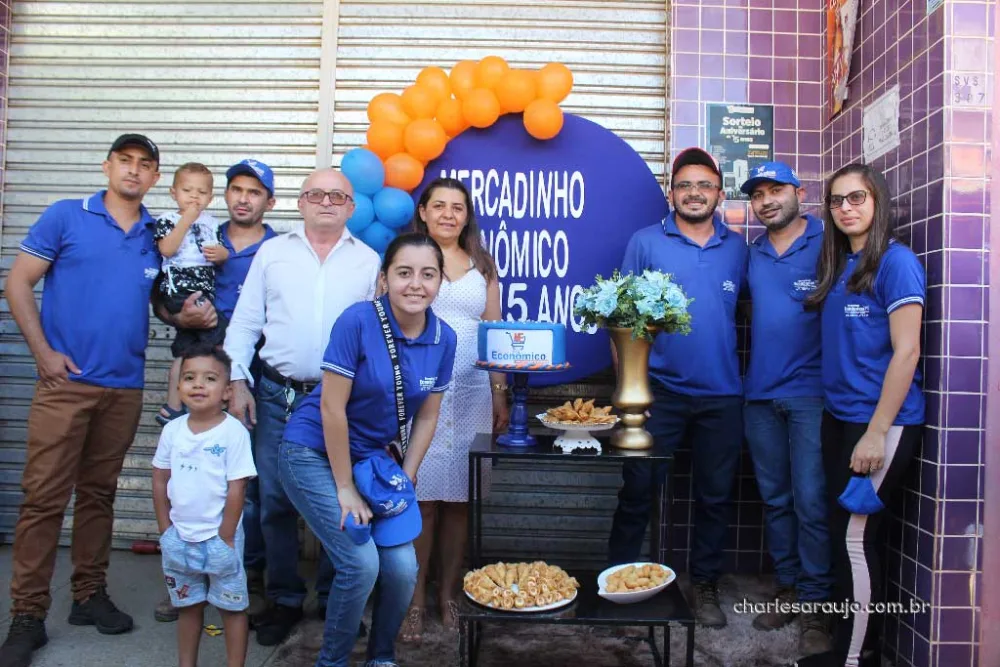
[462,561,580,611]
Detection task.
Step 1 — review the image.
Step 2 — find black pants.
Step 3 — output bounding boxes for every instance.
[607,381,743,582]
[821,411,921,667]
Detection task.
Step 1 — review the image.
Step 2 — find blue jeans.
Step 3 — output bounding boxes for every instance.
[279,443,418,667]
[608,381,743,583]
[744,397,833,601]
[255,375,335,608]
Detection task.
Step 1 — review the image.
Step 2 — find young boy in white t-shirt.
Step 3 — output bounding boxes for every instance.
[152,347,256,667]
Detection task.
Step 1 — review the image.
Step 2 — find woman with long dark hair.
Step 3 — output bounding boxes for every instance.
[401,177,509,641]
[801,163,925,667]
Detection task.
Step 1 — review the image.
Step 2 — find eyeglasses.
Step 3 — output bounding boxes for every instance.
[828,190,868,209]
[672,180,721,192]
[301,189,353,206]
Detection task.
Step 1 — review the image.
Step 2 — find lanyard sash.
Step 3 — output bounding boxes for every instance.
[373,299,407,465]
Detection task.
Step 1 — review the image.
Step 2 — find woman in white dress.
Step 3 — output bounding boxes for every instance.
[401,177,509,641]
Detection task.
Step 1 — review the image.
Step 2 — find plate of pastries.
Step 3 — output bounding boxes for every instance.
[463,561,580,612]
[597,562,676,604]
[539,398,618,427]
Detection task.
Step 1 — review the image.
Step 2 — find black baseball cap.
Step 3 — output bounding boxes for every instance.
[671,147,722,182]
[108,134,159,163]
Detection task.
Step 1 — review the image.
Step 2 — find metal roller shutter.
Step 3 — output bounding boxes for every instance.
[0,0,325,547]
[332,0,668,569]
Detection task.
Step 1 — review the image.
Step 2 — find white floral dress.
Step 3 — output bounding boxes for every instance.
[417,264,493,501]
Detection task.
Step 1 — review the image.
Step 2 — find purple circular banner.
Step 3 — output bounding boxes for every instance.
[414,113,668,386]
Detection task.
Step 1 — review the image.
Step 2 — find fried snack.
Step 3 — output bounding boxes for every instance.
[463,561,580,610]
[543,398,618,425]
[602,563,671,594]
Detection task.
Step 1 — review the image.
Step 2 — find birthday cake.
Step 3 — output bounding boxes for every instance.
[476,321,570,371]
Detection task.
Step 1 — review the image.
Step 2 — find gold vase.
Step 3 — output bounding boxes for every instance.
[608,326,656,450]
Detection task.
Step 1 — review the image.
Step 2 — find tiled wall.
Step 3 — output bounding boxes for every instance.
[821,0,990,665]
[662,0,825,575]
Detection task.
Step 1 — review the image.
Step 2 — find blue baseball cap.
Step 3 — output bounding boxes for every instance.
[352,455,421,547]
[837,475,885,515]
[740,160,801,195]
[226,159,275,197]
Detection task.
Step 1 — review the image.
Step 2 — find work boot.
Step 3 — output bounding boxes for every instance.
[0,615,47,667]
[752,585,797,630]
[67,587,134,635]
[246,570,267,618]
[799,611,833,655]
[254,604,303,646]
[154,594,178,623]
[692,580,726,628]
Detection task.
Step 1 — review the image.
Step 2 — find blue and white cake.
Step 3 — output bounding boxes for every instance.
[476,321,569,371]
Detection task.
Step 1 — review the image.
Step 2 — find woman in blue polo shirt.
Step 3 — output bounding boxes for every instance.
[277,232,457,667]
[804,163,925,667]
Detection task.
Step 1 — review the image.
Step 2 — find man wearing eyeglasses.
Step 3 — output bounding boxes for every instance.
[609,147,748,629]
[223,167,380,646]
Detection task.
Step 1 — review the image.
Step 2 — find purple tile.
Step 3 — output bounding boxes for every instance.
[948,250,985,285]
[928,2,946,42]
[949,287,985,322]
[944,464,982,501]
[799,9,821,34]
[675,5,700,28]
[701,77,724,101]
[800,131,821,155]
[936,644,974,667]
[944,430,981,465]
[725,29,749,54]
[798,57,822,84]
[774,80,796,104]
[950,110,987,143]
[937,571,975,607]
[913,593,932,638]
[943,500,979,535]
[725,55,749,79]
[702,54,724,77]
[938,608,974,643]
[724,79,748,103]
[725,8,748,29]
[928,179,944,218]
[748,57,771,80]
[917,529,935,566]
[923,355,942,390]
[748,32,771,57]
[948,357,983,394]
[915,563,933,602]
[947,215,985,249]
[748,80,771,105]
[675,53,700,76]
[702,6,725,28]
[775,34,798,58]
[798,83,822,109]
[924,250,944,285]
[946,393,983,430]
[774,58,797,82]
[674,76,700,100]
[748,8,770,32]
[700,29,725,53]
[672,101,700,125]
[674,28,699,52]
[912,635,931,667]
[774,130,795,155]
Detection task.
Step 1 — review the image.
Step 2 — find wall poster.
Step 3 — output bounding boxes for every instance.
[705,104,774,202]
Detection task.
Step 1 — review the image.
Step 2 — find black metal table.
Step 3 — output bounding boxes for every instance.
[461,433,694,667]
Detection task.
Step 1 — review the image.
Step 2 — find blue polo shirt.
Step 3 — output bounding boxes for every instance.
[214,221,277,320]
[283,295,458,460]
[621,212,748,397]
[821,241,926,425]
[745,214,824,400]
[19,191,160,389]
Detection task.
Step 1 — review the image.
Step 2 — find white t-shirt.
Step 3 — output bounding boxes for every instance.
[155,210,221,272]
[152,413,257,543]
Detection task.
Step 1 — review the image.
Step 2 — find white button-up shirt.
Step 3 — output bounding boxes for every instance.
[224,224,380,384]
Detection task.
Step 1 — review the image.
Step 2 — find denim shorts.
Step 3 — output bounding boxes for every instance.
[160,525,248,612]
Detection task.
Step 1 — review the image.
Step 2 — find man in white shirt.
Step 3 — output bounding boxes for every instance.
[223,167,380,646]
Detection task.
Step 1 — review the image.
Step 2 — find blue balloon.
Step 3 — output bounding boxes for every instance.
[373,187,415,229]
[347,193,375,235]
[360,220,396,254]
[341,148,385,196]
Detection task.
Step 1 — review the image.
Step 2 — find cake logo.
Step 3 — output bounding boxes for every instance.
[507,331,526,351]
[415,113,669,385]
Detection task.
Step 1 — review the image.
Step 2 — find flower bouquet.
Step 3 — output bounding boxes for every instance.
[573,269,693,451]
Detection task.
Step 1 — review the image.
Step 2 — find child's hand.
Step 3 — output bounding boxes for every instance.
[178,202,203,222]
[203,245,229,264]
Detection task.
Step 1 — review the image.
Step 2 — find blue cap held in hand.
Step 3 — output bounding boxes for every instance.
[226,158,276,197]
[740,160,801,195]
[838,475,885,515]
[343,512,371,546]
[352,455,422,548]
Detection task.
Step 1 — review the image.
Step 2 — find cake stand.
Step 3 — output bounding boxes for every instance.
[475,364,570,447]
[536,414,619,454]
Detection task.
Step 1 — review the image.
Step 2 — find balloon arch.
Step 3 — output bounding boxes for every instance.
[339,56,574,254]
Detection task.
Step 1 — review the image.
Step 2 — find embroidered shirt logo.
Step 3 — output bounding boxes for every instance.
[144,267,159,280]
[204,444,226,457]
[793,278,817,292]
[844,304,870,318]
[419,376,438,391]
[722,280,737,294]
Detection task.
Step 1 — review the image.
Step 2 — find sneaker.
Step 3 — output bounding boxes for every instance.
[752,585,797,631]
[246,570,267,618]
[68,588,134,635]
[691,580,727,628]
[0,615,48,667]
[799,611,833,655]
[154,594,178,623]
[254,604,303,646]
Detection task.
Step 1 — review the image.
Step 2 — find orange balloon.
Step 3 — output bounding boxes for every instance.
[367,120,406,160]
[400,84,438,119]
[536,62,573,103]
[496,69,538,114]
[523,98,564,140]
[367,92,411,126]
[475,55,509,90]
[404,118,448,163]
[463,88,501,128]
[384,153,425,192]
[416,66,451,104]
[436,97,470,137]
[449,60,478,101]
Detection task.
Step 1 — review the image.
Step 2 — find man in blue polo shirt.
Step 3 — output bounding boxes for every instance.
[1,134,162,665]
[609,147,748,628]
[151,158,278,624]
[740,162,833,656]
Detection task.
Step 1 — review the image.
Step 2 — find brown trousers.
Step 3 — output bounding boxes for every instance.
[11,380,143,617]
